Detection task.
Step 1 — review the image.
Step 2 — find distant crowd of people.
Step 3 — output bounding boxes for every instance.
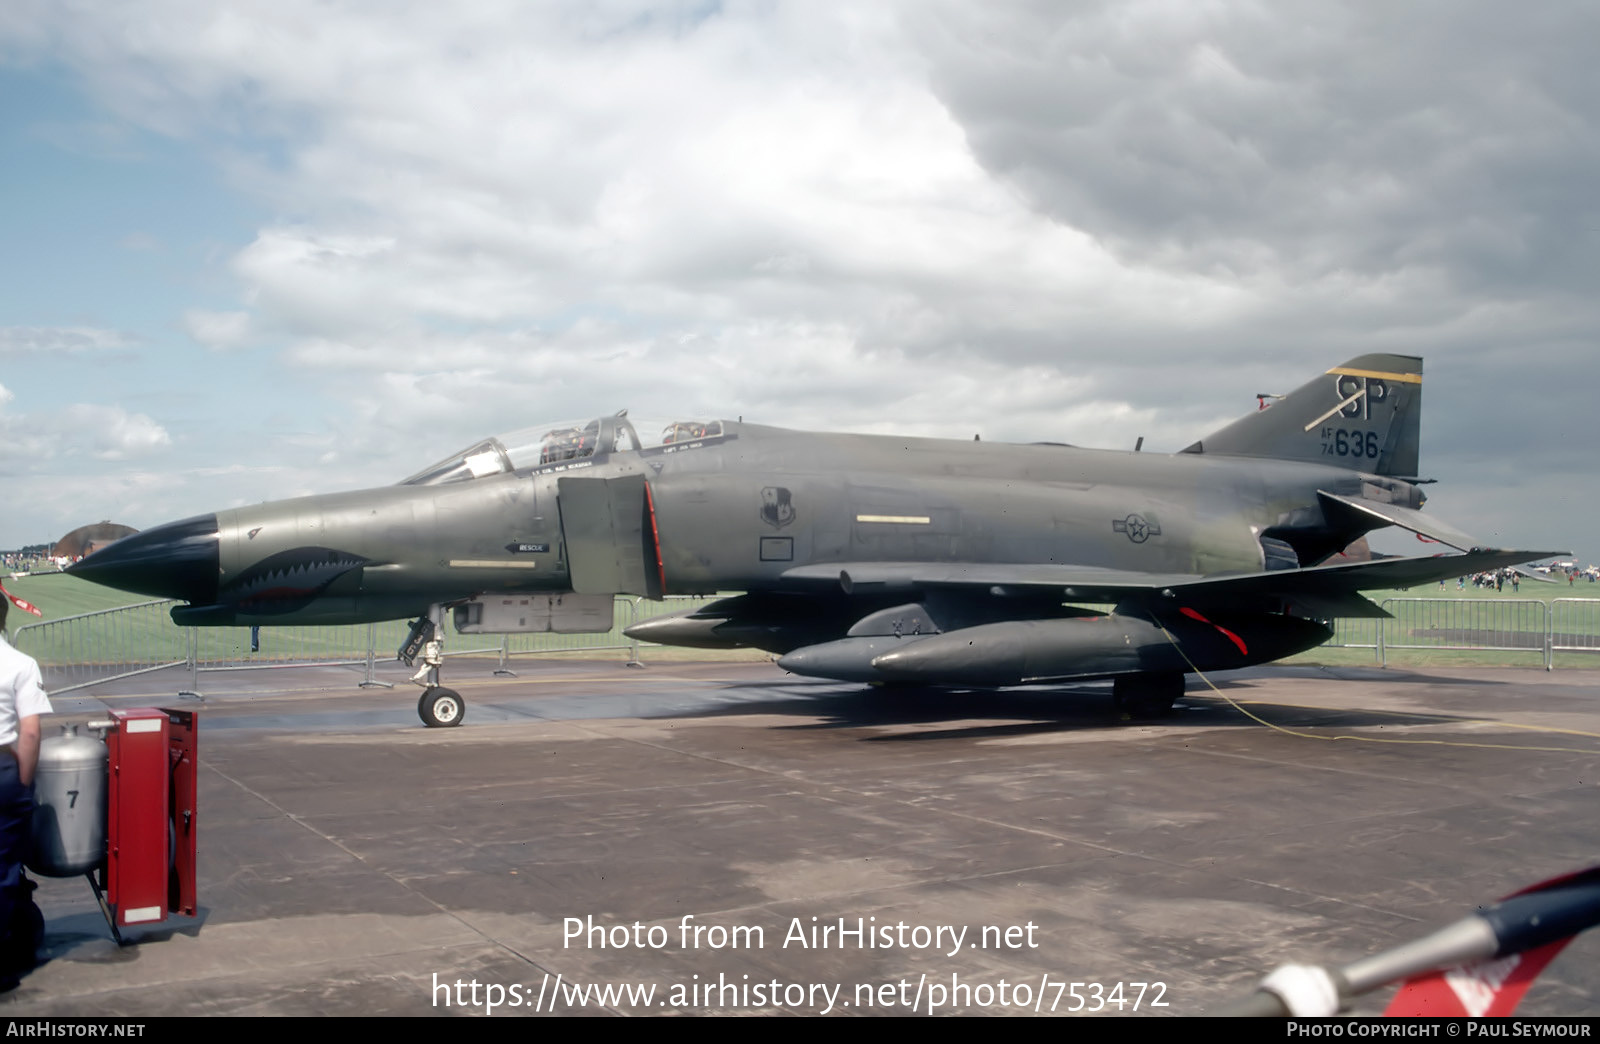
[1446,569,1523,592]
[1442,565,1597,592]
[0,556,54,577]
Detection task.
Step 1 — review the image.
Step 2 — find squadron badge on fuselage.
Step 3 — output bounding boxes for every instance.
[761,486,796,529]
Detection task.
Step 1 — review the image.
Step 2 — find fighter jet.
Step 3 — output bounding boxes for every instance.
[68,354,1558,727]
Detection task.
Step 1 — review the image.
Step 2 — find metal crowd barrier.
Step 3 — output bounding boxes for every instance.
[11,599,186,693]
[1551,598,1600,657]
[14,594,1600,696]
[15,594,718,695]
[1323,616,1381,651]
[1378,597,1551,668]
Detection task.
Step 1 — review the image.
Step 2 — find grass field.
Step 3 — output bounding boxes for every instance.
[4,570,151,621]
[11,568,1594,620]
[8,568,1598,672]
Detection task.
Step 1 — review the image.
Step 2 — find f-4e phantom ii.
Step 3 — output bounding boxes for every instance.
[69,354,1559,727]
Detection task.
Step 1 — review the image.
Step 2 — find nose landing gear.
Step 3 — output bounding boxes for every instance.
[400,609,467,727]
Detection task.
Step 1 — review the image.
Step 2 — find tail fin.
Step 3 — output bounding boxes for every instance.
[1180,354,1422,477]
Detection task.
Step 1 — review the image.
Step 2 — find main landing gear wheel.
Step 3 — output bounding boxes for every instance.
[1113,672,1183,718]
[418,686,465,728]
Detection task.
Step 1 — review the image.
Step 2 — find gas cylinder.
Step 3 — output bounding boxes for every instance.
[27,723,109,878]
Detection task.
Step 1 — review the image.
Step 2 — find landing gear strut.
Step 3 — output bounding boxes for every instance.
[399,607,466,727]
[1113,672,1184,718]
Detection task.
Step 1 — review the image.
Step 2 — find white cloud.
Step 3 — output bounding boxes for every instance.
[70,405,173,460]
[1,1,1597,556]
[22,3,1234,352]
[0,325,131,355]
[182,309,252,350]
[4,469,192,540]
[0,399,171,465]
[912,1,1600,297]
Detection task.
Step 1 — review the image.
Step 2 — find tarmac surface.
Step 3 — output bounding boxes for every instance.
[3,654,1598,1017]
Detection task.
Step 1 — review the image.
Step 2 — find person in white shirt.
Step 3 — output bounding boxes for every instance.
[0,596,50,986]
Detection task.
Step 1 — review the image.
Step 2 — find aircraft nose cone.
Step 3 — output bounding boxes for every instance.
[66,513,220,604]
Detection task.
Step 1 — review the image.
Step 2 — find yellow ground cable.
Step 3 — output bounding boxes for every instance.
[1157,624,1600,756]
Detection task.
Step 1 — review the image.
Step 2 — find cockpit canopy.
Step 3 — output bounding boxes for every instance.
[401,412,726,486]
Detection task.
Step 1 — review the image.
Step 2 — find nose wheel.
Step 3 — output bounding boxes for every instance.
[418,686,465,728]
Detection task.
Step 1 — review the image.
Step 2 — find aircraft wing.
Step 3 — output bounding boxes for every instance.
[781,547,1566,620]
[1169,548,1569,617]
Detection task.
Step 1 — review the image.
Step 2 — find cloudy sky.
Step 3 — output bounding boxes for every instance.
[1,1,1595,561]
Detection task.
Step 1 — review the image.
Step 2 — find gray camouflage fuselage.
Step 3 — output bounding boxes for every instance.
[68,354,1558,702]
